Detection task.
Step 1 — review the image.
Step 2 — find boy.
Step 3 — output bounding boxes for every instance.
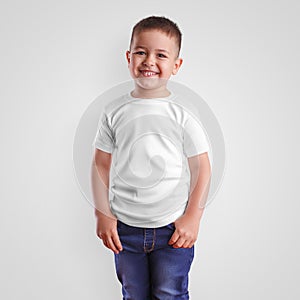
[91,16,211,299]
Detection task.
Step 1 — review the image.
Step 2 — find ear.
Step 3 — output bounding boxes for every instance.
[172,57,183,75]
[126,50,131,65]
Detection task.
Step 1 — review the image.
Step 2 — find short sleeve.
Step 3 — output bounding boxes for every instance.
[92,111,115,153]
[183,115,210,158]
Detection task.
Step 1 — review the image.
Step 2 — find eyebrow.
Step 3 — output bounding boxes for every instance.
[156,49,170,54]
[133,46,170,54]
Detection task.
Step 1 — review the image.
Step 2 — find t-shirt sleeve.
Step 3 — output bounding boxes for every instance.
[183,115,210,158]
[92,111,115,153]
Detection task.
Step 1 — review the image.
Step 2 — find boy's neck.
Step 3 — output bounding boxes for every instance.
[130,85,171,99]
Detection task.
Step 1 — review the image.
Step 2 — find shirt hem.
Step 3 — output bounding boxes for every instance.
[115,208,186,229]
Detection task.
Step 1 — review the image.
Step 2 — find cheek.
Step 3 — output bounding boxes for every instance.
[161,61,175,71]
[128,60,136,71]
[163,65,175,75]
[129,59,139,69]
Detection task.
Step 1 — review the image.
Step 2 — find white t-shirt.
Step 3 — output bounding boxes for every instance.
[93,92,210,228]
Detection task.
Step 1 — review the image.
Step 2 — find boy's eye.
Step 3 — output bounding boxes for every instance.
[158,53,167,58]
[134,51,146,55]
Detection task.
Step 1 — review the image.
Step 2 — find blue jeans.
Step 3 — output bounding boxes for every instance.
[114,220,194,300]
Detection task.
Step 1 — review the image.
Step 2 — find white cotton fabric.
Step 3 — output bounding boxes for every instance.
[93,92,210,228]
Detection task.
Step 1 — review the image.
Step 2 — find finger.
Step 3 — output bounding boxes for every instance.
[172,236,186,248]
[187,238,197,248]
[100,236,116,253]
[182,239,192,248]
[101,238,108,249]
[106,237,120,254]
[168,230,180,245]
[187,242,195,248]
[96,231,103,240]
[112,232,123,252]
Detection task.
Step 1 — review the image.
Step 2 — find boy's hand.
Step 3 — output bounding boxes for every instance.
[168,213,201,248]
[96,211,123,254]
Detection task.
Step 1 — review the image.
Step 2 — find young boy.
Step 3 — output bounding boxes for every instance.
[92,16,211,299]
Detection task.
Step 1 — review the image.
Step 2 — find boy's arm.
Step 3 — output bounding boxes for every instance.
[168,152,211,248]
[91,148,122,254]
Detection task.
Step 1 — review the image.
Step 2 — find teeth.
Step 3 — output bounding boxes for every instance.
[141,71,157,77]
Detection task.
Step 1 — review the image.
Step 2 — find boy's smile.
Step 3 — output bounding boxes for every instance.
[126,30,183,98]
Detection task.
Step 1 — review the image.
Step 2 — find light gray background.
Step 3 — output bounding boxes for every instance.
[0,0,299,299]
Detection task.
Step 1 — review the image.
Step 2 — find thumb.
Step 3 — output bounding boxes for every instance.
[168,230,179,245]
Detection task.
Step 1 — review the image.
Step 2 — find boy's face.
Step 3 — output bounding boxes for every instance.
[126,30,183,97]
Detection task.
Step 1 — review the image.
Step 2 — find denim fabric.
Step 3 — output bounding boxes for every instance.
[114,220,194,300]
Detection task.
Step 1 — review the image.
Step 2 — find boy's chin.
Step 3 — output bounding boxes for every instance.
[134,77,168,90]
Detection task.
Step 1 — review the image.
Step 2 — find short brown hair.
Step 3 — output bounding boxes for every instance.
[129,16,182,56]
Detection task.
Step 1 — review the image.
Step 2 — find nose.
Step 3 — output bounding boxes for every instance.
[143,54,155,66]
